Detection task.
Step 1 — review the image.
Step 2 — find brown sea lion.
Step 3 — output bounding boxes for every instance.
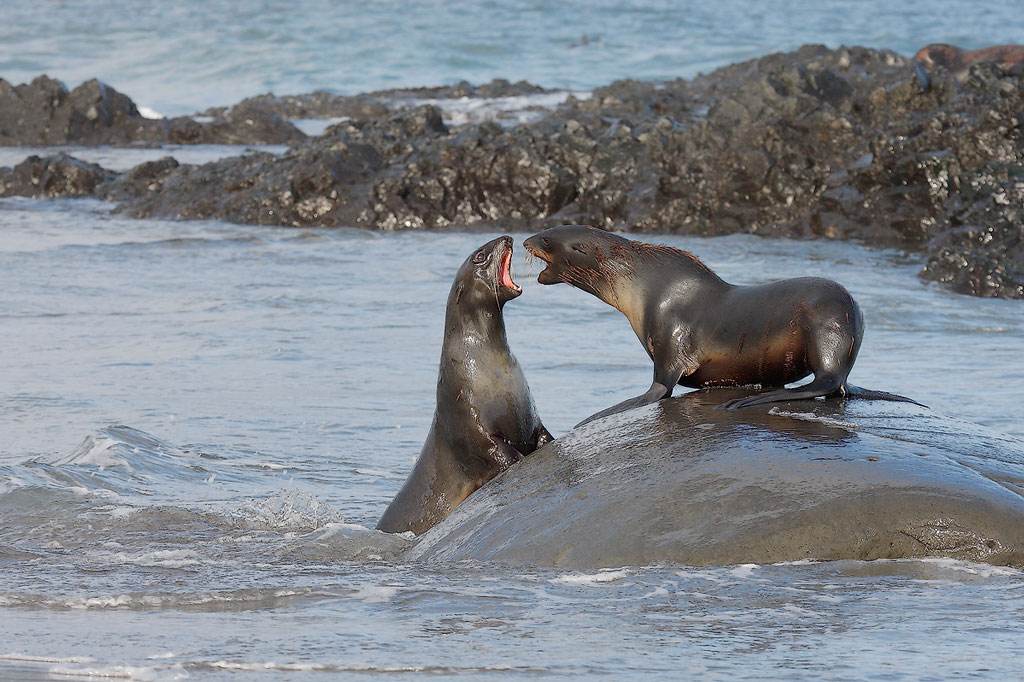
[377,236,552,535]
[914,43,1024,81]
[523,225,920,418]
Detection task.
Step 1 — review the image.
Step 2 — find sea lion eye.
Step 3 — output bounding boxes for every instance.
[472,250,487,264]
[572,245,587,254]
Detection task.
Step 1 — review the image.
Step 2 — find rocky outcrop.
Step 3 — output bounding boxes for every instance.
[228,78,548,120]
[0,76,306,146]
[2,46,1021,298]
[403,390,1024,568]
[0,153,117,198]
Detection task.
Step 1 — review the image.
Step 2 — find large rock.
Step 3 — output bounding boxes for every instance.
[0,153,118,198]
[4,46,1023,298]
[403,390,1024,568]
[0,76,305,146]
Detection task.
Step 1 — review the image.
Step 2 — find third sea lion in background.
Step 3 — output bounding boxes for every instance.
[377,236,552,535]
[914,43,1024,81]
[524,225,920,420]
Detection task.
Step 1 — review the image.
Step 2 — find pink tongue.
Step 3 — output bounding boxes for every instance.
[501,251,517,289]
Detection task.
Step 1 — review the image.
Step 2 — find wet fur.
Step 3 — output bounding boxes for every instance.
[524,225,922,420]
[377,236,552,535]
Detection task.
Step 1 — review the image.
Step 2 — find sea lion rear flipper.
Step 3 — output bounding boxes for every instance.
[845,385,928,408]
[717,374,845,411]
[576,380,673,427]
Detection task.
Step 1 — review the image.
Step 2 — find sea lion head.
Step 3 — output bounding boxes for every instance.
[913,43,964,72]
[451,235,522,308]
[523,225,633,296]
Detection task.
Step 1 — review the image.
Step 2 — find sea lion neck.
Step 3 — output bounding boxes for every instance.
[599,239,730,324]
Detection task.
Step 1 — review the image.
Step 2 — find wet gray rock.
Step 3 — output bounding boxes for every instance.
[403,390,1024,568]
[3,47,1022,298]
[0,153,117,198]
[211,78,549,125]
[0,76,306,146]
[0,76,155,146]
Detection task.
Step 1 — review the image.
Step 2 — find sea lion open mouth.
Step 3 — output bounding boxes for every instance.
[522,239,559,285]
[499,243,521,294]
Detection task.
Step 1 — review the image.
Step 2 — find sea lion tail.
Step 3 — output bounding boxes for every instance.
[845,385,928,408]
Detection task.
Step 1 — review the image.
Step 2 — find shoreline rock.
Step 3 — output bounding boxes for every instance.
[1,46,1021,299]
[403,390,1024,569]
[0,75,307,146]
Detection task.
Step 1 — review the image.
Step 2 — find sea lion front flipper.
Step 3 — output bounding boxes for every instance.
[575,380,673,427]
[533,425,555,450]
[486,433,526,469]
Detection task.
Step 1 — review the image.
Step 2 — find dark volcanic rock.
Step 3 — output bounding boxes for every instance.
[0,76,159,145]
[920,164,1024,298]
[220,78,549,124]
[0,75,306,146]
[6,47,1023,298]
[404,390,1024,568]
[0,153,118,198]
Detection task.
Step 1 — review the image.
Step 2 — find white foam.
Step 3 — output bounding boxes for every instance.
[315,521,376,536]
[730,564,760,578]
[914,557,1024,578]
[550,568,630,585]
[137,105,164,120]
[105,506,136,518]
[68,594,137,609]
[291,117,348,136]
[67,436,129,469]
[206,661,332,672]
[767,407,858,430]
[406,90,585,128]
[349,586,398,603]
[47,664,163,680]
[0,653,96,664]
[106,549,202,569]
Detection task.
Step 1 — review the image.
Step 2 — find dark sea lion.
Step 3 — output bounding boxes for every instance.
[377,236,552,535]
[523,225,920,418]
[914,43,1024,82]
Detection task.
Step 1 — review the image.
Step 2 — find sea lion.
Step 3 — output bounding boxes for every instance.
[523,225,919,418]
[914,43,1024,82]
[377,236,552,535]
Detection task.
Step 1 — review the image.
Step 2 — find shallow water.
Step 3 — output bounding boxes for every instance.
[0,145,289,173]
[3,0,1024,115]
[3,1,1024,677]
[1,195,1023,678]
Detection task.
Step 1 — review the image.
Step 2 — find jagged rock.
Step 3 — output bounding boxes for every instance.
[0,76,161,145]
[4,46,1023,298]
[0,76,306,146]
[0,153,118,198]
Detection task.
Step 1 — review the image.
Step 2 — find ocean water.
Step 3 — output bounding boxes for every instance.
[2,0,1024,115]
[2,1,1024,679]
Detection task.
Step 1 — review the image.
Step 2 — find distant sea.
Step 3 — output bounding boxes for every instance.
[2,0,1022,114]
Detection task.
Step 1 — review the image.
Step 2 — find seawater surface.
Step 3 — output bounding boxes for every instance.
[3,0,1024,115]
[3,1,1024,677]
[1,196,1023,679]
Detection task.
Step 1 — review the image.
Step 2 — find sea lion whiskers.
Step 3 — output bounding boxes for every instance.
[377,235,548,536]
[525,224,922,421]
